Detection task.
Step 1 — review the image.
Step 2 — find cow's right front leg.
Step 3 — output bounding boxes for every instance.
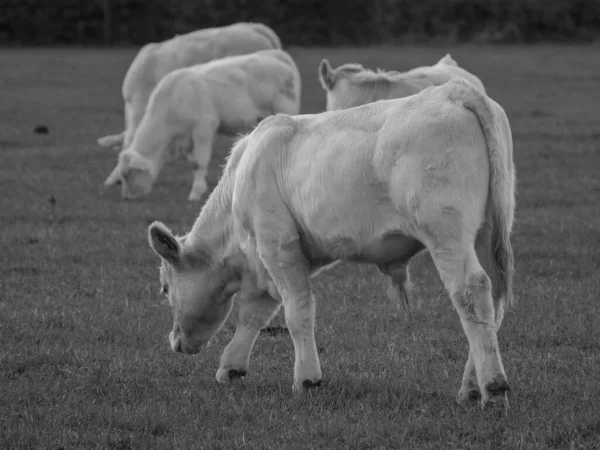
[216,292,281,383]
[258,239,322,394]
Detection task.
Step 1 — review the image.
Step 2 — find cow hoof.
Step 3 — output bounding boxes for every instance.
[293,379,322,395]
[303,379,322,389]
[456,388,481,405]
[469,389,481,400]
[216,368,247,384]
[481,380,510,410]
[486,380,510,395]
[229,369,247,379]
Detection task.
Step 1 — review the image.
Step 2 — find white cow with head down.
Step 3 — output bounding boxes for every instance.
[147,78,516,409]
[98,22,282,151]
[319,54,486,111]
[103,49,301,201]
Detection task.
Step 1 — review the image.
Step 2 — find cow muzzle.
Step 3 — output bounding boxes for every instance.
[169,332,202,355]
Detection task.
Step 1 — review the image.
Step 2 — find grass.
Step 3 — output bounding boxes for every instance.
[1,43,600,449]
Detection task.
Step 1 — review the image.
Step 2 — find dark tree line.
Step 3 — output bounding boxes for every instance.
[1,0,599,46]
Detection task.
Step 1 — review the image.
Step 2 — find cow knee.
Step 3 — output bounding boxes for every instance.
[467,271,491,296]
[284,317,307,339]
[452,271,493,324]
[284,299,314,335]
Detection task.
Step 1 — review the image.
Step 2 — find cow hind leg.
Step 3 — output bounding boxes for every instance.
[457,350,481,405]
[216,293,281,383]
[188,124,216,201]
[427,233,509,409]
[457,219,508,405]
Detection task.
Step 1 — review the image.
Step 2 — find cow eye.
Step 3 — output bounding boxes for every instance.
[160,284,169,295]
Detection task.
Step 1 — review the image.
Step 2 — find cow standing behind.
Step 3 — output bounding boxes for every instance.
[147,79,516,409]
[98,22,282,151]
[319,54,485,111]
[103,49,301,201]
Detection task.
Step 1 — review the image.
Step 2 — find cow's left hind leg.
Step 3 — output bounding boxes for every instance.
[456,298,508,405]
[216,292,281,383]
[457,222,508,406]
[429,242,509,409]
[457,350,481,404]
[188,124,216,201]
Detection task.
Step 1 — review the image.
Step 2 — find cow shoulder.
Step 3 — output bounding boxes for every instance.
[233,115,298,196]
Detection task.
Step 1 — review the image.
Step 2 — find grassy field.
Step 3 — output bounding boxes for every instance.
[1,44,599,449]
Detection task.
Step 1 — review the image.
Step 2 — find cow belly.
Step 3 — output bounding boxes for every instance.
[355,233,424,264]
[299,229,424,266]
[218,115,261,136]
[218,96,262,135]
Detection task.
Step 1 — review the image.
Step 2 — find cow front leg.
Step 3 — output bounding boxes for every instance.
[216,292,281,383]
[258,240,322,394]
[188,124,216,201]
[285,290,321,393]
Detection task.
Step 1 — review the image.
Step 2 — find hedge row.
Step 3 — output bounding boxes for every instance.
[1,0,599,45]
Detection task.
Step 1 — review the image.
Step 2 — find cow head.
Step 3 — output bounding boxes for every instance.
[148,222,241,355]
[104,149,158,199]
[318,59,367,111]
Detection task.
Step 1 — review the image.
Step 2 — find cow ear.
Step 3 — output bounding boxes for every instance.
[148,222,181,266]
[438,53,456,66]
[318,59,334,91]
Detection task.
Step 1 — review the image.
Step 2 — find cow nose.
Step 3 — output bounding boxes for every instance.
[171,335,183,353]
[122,189,138,200]
[174,339,182,353]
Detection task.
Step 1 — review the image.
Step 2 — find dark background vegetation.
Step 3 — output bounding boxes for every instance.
[1,0,600,46]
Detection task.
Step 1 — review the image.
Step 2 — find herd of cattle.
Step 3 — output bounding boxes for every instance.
[100,22,516,409]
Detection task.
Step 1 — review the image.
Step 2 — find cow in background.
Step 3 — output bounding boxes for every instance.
[103,49,301,201]
[319,54,485,111]
[98,22,282,151]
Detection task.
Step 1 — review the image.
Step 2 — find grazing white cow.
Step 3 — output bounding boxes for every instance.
[147,79,516,408]
[103,49,301,201]
[319,54,486,111]
[98,22,282,151]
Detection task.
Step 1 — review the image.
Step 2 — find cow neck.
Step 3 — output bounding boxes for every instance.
[128,116,171,171]
[185,144,243,264]
[185,184,235,265]
[132,137,166,171]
